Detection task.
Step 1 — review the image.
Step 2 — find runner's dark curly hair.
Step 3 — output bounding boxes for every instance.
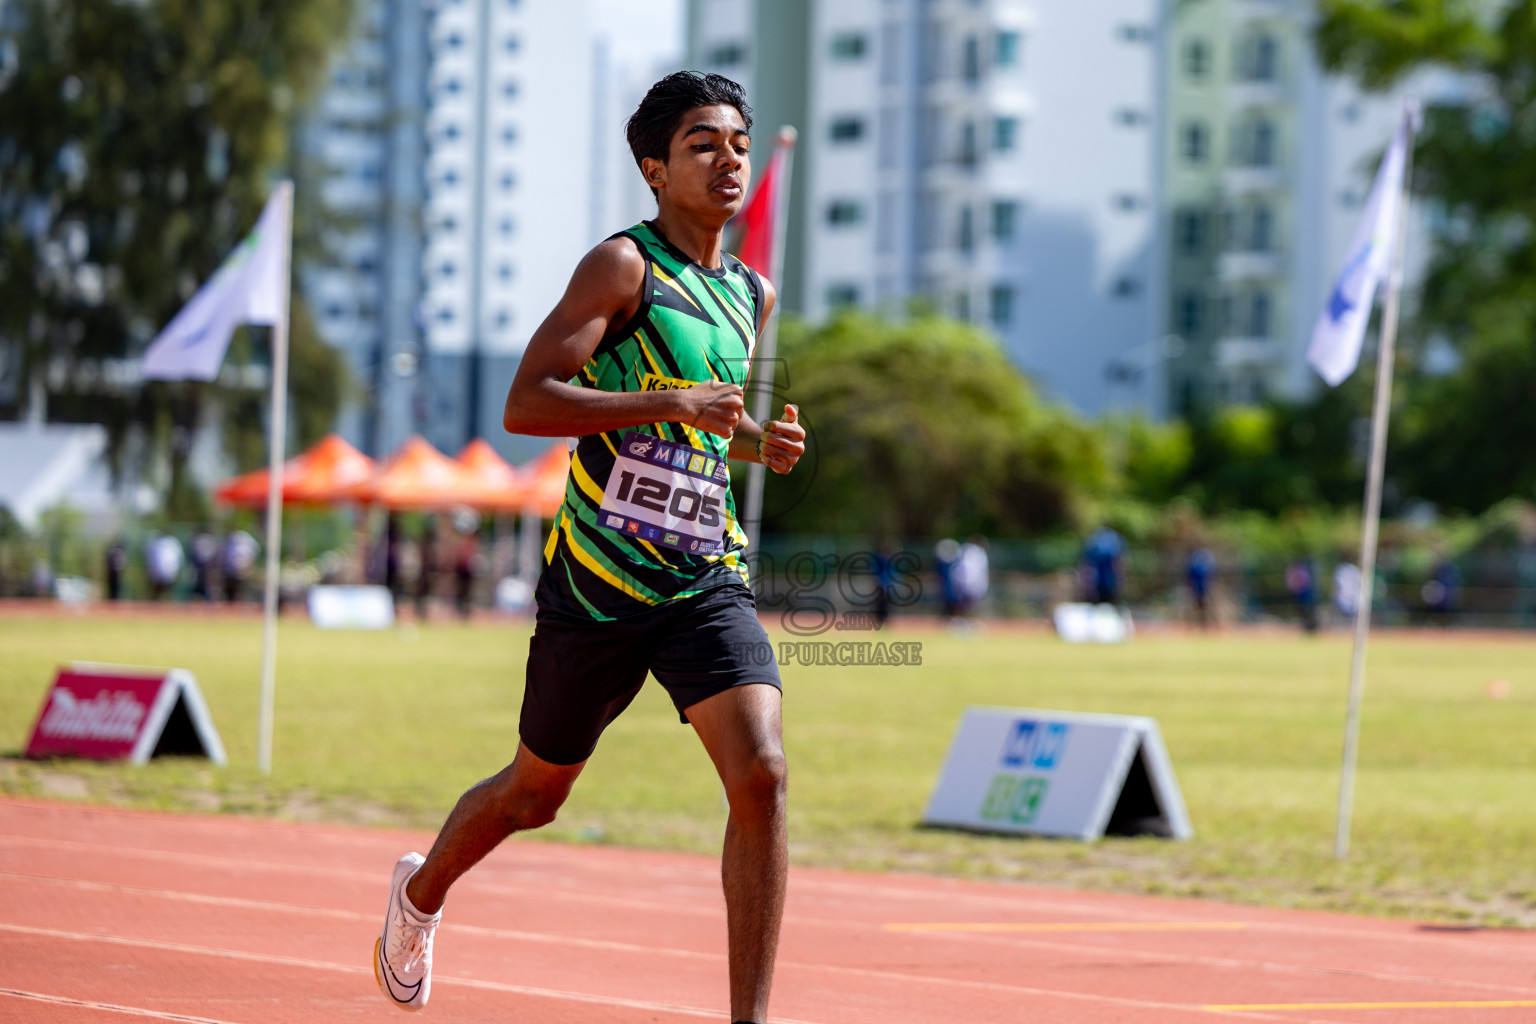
[626,71,753,196]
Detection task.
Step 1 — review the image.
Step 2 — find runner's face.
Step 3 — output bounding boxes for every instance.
[650,104,751,218]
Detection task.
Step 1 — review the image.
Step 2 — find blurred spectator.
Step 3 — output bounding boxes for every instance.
[1286,558,1319,633]
[934,538,961,620]
[416,515,440,620]
[453,512,481,621]
[1333,561,1362,624]
[31,558,54,599]
[1186,547,1216,629]
[145,533,184,601]
[189,527,218,601]
[105,538,128,601]
[220,530,258,603]
[954,536,990,619]
[1422,557,1461,624]
[872,542,899,628]
[384,514,405,608]
[1084,527,1125,606]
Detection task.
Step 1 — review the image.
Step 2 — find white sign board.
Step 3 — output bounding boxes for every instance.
[923,707,1191,841]
[307,585,395,630]
[1052,603,1134,644]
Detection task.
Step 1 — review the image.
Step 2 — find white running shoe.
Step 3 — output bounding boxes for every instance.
[375,852,441,1012]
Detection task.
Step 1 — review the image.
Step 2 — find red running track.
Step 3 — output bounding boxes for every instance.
[2,797,1534,1023]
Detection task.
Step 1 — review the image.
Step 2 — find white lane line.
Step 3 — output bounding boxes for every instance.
[0,923,804,1024]
[6,859,1534,1008]
[0,987,242,1024]
[0,896,1346,1024]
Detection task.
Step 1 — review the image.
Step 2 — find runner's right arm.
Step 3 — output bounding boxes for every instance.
[503,239,744,439]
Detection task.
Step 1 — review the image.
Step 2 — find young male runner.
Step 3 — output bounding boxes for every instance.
[375,72,805,1024]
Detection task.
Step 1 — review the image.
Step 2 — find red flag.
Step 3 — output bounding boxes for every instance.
[733,129,795,278]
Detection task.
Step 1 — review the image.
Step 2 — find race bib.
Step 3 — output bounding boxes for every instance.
[598,431,731,555]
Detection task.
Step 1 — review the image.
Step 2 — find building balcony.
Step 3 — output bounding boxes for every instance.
[1215,337,1283,367]
[1223,165,1285,195]
[1228,0,1287,24]
[1227,78,1286,109]
[1217,250,1285,281]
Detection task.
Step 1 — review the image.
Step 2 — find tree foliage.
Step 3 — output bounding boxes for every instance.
[761,313,1110,538]
[1317,0,1536,512]
[0,0,350,513]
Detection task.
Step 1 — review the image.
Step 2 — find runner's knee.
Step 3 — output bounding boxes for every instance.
[726,748,787,811]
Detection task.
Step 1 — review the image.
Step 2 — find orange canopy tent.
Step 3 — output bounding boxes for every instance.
[348,435,502,510]
[214,433,375,507]
[513,441,571,518]
[455,439,525,511]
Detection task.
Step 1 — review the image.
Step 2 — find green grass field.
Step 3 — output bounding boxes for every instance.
[3,612,1534,926]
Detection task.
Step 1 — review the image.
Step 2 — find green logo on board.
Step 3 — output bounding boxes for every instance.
[979,774,1049,825]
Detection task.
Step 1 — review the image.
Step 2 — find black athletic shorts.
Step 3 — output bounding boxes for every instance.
[519,582,781,765]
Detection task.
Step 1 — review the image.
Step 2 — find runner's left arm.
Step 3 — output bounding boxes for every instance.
[727,278,805,475]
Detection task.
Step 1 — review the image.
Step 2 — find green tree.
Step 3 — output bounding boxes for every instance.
[0,0,350,515]
[761,313,1110,537]
[1317,0,1536,512]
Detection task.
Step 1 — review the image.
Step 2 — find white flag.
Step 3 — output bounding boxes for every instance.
[141,182,292,381]
[1306,106,1416,387]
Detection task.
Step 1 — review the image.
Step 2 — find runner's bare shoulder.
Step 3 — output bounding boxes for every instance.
[560,236,647,331]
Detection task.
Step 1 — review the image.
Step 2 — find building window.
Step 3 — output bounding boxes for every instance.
[441,77,463,95]
[1180,121,1208,163]
[1251,34,1278,81]
[829,32,867,60]
[504,35,520,54]
[954,291,971,321]
[954,121,978,167]
[1251,204,1273,252]
[994,30,1022,69]
[1112,193,1146,211]
[499,216,514,236]
[499,171,515,192]
[1175,208,1205,253]
[502,80,519,99]
[829,116,866,143]
[437,261,456,278]
[706,41,745,66]
[441,123,462,141]
[440,169,460,187]
[826,199,864,226]
[324,302,346,321]
[443,32,464,49]
[436,307,455,323]
[1116,24,1154,43]
[962,35,981,84]
[494,309,511,328]
[1251,118,1276,167]
[1113,109,1149,127]
[989,284,1015,328]
[497,262,513,281]
[1183,38,1210,79]
[1250,290,1272,337]
[1175,291,1203,335]
[957,205,975,253]
[826,283,860,309]
[991,199,1020,241]
[991,116,1018,155]
[1112,277,1142,298]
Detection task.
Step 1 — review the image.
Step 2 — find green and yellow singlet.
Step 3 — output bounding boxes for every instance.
[538,221,765,620]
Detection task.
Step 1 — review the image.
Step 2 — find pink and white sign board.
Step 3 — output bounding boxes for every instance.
[25,664,227,765]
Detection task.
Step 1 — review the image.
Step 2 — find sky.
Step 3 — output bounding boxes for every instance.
[589,0,685,71]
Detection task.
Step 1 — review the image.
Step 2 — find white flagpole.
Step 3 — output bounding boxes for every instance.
[257,181,295,775]
[743,126,797,553]
[1335,127,1416,859]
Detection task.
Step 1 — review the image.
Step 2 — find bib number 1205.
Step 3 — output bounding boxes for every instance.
[613,470,722,526]
[597,431,731,555]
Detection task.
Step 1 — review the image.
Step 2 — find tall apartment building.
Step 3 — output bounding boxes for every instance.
[301,0,603,462]
[689,0,1164,417]
[296,0,427,458]
[1158,0,1421,410]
